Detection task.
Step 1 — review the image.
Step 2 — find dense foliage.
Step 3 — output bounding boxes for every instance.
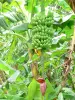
[0,0,75,100]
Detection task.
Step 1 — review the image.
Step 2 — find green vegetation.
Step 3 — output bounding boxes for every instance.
[0,0,75,100]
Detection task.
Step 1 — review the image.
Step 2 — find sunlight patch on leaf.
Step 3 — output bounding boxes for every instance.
[8,70,20,83]
[58,92,64,100]
[52,34,66,44]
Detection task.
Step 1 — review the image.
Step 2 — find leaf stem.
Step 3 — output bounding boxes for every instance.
[42,96,44,100]
[40,52,45,78]
[31,0,34,19]
[41,0,45,13]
